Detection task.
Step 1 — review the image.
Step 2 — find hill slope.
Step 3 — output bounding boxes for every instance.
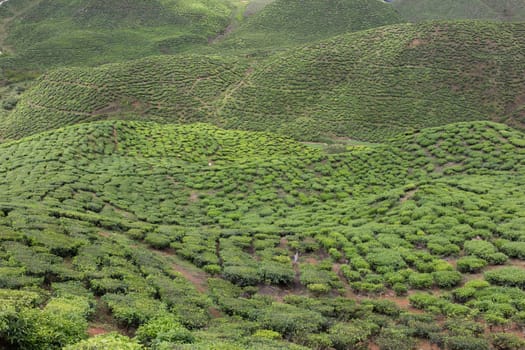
[0,120,524,348]
[217,0,402,51]
[5,21,525,141]
[392,0,525,22]
[0,0,239,71]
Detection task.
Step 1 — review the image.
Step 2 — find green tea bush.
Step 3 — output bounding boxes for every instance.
[444,336,490,350]
[135,315,194,346]
[375,327,415,350]
[409,273,434,289]
[328,321,376,350]
[491,332,525,350]
[102,293,167,327]
[432,271,462,288]
[64,333,143,350]
[257,303,325,337]
[456,256,487,273]
[485,267,525,288]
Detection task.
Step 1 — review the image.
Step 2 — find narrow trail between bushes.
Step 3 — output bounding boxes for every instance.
[155,249,210,293]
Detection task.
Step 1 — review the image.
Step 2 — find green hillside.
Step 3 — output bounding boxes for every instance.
[392,0,525,22]
[1,1,525,349]
[5,21,525,142]
[217,0,402,51]
[0,120,524,349]
[0,0,239,71]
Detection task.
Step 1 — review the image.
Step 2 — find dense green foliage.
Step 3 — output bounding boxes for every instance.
[219,0,402,50]
[0,119,523,348]
[0,0,240,70]
[5,21,525,141]
[1,1,525,349]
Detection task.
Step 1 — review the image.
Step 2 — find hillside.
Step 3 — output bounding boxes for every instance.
[0,120,524,349]
[391,0,525,22]
[5,21,525,142]
[217,0,402,51]
[0,0,239,71]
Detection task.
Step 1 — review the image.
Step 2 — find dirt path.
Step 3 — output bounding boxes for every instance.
[155,249,210,294]
[171,262,209,293]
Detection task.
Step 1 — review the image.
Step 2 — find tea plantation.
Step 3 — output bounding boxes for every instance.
[0,120,524,349]
[0,0,241,71]
[216,0,402,51]
[4,21,525,142]
[1,1,525,349]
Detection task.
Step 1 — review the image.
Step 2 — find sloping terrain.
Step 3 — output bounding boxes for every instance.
[0,120,524,349]
[5,21,525,141]
[217,0,402,51]
[392,0,525,22]
[0,0,239,70]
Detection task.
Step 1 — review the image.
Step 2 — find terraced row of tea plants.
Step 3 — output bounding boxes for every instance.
[0,119,524,349]
[6,21,525,142]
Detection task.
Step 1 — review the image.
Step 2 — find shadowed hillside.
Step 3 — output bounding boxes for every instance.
[5,21,525,141]
[392,0,525,22]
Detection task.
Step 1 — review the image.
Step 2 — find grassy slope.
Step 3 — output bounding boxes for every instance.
[5,21,525,141]
[216,0,402,52]
[392,0,525,22]
[0,0,239,71]
[0,119,524,348]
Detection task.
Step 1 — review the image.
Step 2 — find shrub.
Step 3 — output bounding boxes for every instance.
[491,332,525,350]
[463,240,496,260]
[487,252,508,265]
[452,287,476,303]
[340,265,361,282]
[203,264,221,275]
[307,283,331,295]
[252,329,281,340]
[444,336,490,350]
[64,333,143,349]
[223,266,262,286]
[432,271,462,288]
[304,333,333,350]
[485,267,525,288]
[257,303,325,337]
[102,293,167,327]
[144,232,171,249]
[135,315,194,346]
[376,327,415,350]
[409,273,433,289]
[366,249,407,270]
[329,321,376,350]
[393,283,408,296]
[456,256,487,273]
[258,262,294,285]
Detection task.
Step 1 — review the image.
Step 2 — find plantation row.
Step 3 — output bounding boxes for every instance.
[0,120,524,348]
[5,21,525,142]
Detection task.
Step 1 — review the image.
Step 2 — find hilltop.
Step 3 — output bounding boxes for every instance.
[5,21,525,141]
[0,120,524,349]
[391,0,525,22]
